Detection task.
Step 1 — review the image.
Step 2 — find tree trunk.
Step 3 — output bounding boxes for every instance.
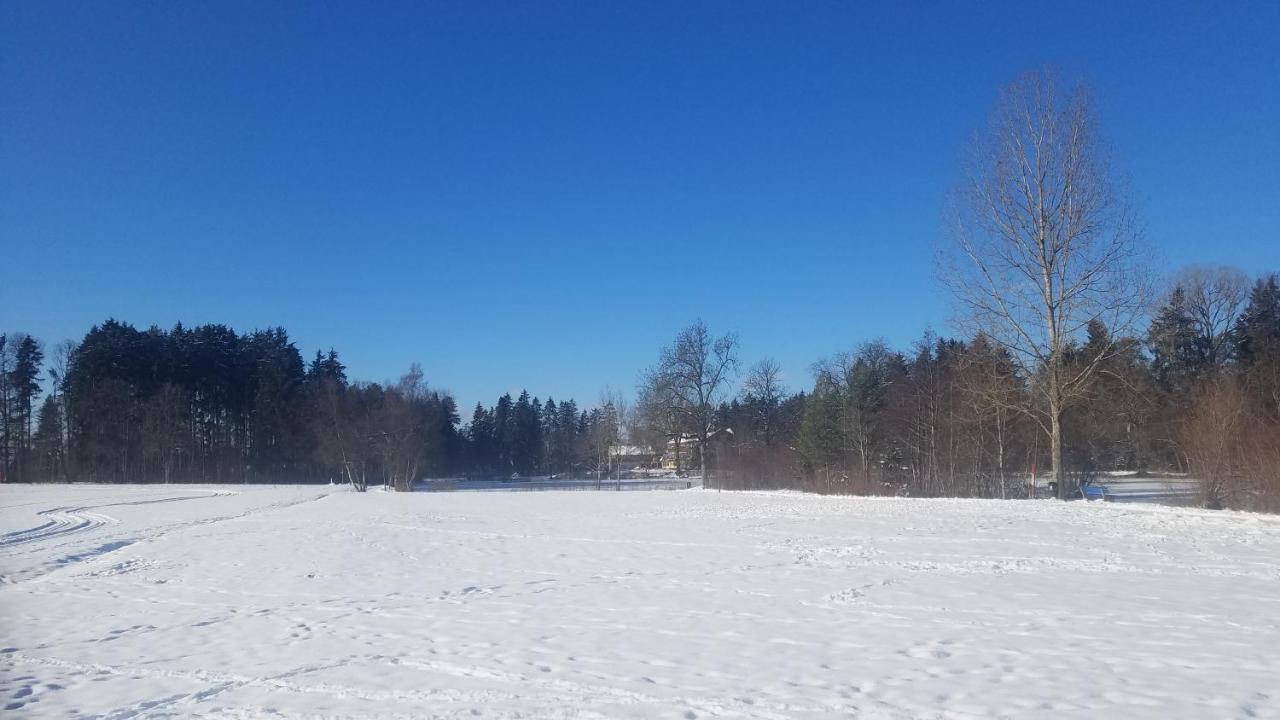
[996,412,1007,500]
[700,437,709,489]
[1050,404,1064,500]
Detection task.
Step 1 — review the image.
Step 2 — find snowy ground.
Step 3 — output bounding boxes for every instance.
[2,485,1278,719]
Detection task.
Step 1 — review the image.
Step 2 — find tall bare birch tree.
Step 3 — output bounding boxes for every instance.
[942,69,1147,498]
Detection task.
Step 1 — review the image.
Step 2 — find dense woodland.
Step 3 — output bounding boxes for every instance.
[1,267,1277,509]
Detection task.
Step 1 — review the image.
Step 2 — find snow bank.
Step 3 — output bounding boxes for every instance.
[2,485,1278,718]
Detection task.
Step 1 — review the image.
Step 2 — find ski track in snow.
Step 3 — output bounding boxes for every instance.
[1,485,1278,719]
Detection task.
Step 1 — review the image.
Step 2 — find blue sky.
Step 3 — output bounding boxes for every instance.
[3,1,1278,411]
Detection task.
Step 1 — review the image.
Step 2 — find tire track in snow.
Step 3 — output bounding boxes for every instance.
[0,490,237,549]
[0,508,118,547]
[2,490,330,586]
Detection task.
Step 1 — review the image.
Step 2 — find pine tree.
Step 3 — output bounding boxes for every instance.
[33,394,64,480]
[1234,273,1280,418]
[530,397,544,473]
[10,335,44,481]
[1235,274,1280,366]
[493,394,515,474]
[1148,286,1201,392]
[246,328,307,481]
[798,375,844,489]
[307,348,347,387]
[511,390,540,476]
[467,403,494,476]
[557,399,579,472]
[437,394,461,474]
[0,334,10,481]
[843,342,894,484]
[542,398,559,473]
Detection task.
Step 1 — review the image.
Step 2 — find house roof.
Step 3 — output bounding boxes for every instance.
[610,445,657,456]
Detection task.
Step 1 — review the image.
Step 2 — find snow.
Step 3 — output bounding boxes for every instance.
[2,485,1279,719]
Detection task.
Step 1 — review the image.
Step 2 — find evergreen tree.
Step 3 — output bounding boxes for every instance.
[1234,273,1280,418]
[530,397,544,473]
[468,403,496,476]
[511,390,541,475]
[557,399,580,472]
[246,328,307,481]
[1148,286,1202,392]
[1070,321,1156,471]
[437,394,462,474]
[0,334,10,481]
[1235,274,1280,366]
[842,342,895,484]
[542,398,559,473]
[33,394,64,480]
[493,393,514,473]
[798,375,844,488]
[307,348,348,387]
[9,334,44,481]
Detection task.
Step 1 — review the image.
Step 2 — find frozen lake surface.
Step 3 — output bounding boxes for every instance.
[2,484,1278,718]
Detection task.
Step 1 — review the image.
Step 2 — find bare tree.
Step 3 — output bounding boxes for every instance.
[742,358,787,447]
[378,364,431,492]
[595,387,631,489]
[313,379,377,492]
[1182,376,1250,509]
[650,320,739,486]
[635,368,687,472]
[942,69,1148,498]
[587,398,620,489]
[1172,265,1250,367]
[956,334,1025,498]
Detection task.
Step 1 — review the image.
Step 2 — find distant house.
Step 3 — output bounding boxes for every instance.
[658,434,699,472]
[659,429,735,474]
[608,445,662,471]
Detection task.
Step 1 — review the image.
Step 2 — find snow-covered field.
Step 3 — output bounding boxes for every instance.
[2,485,1278,719]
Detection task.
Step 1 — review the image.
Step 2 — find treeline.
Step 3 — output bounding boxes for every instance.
[2,270,1278,508]
[651,269,1277,512]
[0,319,626,489]
[0,320,454,488]
[465,394,626,479]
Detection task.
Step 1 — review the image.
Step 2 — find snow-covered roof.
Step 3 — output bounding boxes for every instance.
[610,445,656,456]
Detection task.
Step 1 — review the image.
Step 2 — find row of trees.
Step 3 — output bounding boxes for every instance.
[464,392,627,479]
[0,319,633,490]
[619,267,1277,512]
[4,267,1277,507]
[782,268,1278,509]
[0,320,464,490]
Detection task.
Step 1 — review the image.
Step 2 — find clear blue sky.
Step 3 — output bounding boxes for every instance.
[3,1,1278,410]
